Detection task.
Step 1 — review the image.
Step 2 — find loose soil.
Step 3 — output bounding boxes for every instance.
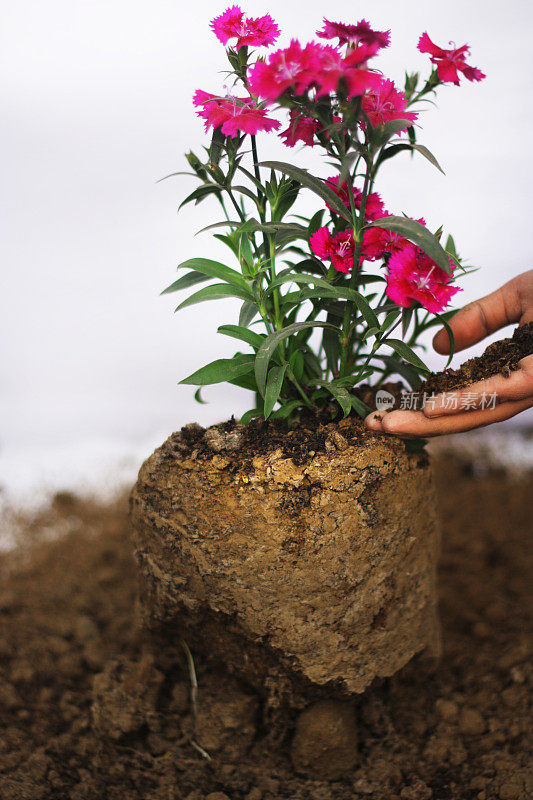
[417,322,533,398]
[0,455,531,799]
[176,381,406,466]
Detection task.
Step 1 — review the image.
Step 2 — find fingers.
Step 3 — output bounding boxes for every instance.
[365,396,533,438]
[424,354,533,417]
[433,271,533,355]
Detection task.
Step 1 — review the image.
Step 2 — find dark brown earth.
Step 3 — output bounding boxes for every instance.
[0,454,531,800]
[176,381,406,466]
[417,322,533,398]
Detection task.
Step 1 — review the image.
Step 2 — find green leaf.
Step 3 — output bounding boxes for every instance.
[218,324,265,350]
[239,300,259,327]
[322,324,340,376]
[255,321,336,396]
[175,283,252,312]
[376,355,422,390]
[350,396,373,419]
[435,313,456,369]
[177,258,249,291]
[445,234,457,256]
[260,161,352,222]
[161,272,210,295]
[380,142,445,175]
[265,272,333,295]
[367,216,452,275]
[178,184,221,210]
[264,364,288,418]
[384,339,430,373]
[271,400,301,420]
[375,143,411,169]
[380,309,401,333]
[408,143,445,175]
[371,119,415,146]
[240,408,263,424]
[194,387,207,405]
[289,349,304,381]
[325,385,352,418]
[308,209,325,236]
[401,307,415,339]
[294,287,379,328]
[181,355,254,386]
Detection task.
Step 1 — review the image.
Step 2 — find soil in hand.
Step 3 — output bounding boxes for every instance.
[417,321,533,398]
[0,456,531,799]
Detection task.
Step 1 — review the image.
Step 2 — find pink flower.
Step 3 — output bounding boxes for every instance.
[193,90,280,137]
[325,176,385,222]
[279,110,317,147]
[362,79,418,129]
[338,44,382,98]
[247,40,322,100]
[248,40,380,100]
[386,242,460,312]
[317,18,390,50]
[210,6,280,50]
[310,227,355,273]
[363,217,426,261]
[417,32,486,86]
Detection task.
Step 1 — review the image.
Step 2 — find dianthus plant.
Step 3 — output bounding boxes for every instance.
[164,7,485,422]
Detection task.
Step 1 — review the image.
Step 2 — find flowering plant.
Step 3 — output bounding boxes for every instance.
[164,7,485,422]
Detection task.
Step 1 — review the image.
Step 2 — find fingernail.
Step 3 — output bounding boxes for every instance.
[365,413,383,430]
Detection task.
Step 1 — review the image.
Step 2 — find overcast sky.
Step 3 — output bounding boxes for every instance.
[2,0,532,455]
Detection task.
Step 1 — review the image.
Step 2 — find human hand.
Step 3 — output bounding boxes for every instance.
[365,270,533,437]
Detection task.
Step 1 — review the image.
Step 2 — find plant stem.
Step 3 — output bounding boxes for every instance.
[288,371,313,408]
[339,158,372,377]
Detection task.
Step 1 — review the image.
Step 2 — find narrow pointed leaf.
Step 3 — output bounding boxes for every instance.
[368,216,452,275]
[408,143,445,174]
[385,338,430,373]
[325,385,352,418]
[178,184,221,210]
[240,408,263,424]
[271,400,302,419]
[180,355,254,386]
[255,321,336,396]
[350,396,373,419]
[218,324,265,349]
[161,272,210,295]
[264,364,288,418]
[177,258,249,290]
[175,283,251,312]
[260,161,352,222]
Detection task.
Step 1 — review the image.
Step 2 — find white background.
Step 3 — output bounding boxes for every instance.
[1,0,532,489]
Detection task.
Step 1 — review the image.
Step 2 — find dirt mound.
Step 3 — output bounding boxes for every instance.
[0,457,531,799]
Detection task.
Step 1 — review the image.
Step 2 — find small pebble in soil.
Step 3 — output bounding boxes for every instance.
[458,707,486,736]
[290,700,358,779]
[435,697,459,720]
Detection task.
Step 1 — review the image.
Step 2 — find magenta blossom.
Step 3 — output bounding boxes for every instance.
[193,90,280,137]
[309,43,381,98]
[325,176,385,222]
[247,40,321,100]
[362,79,418,129]
[248,40,381,100]
[417,32,486,85]
[310,227,356,273]
[317,18,390,50]
[386,242,460,312]
[279,110,317,147]
[210,6,280,50]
